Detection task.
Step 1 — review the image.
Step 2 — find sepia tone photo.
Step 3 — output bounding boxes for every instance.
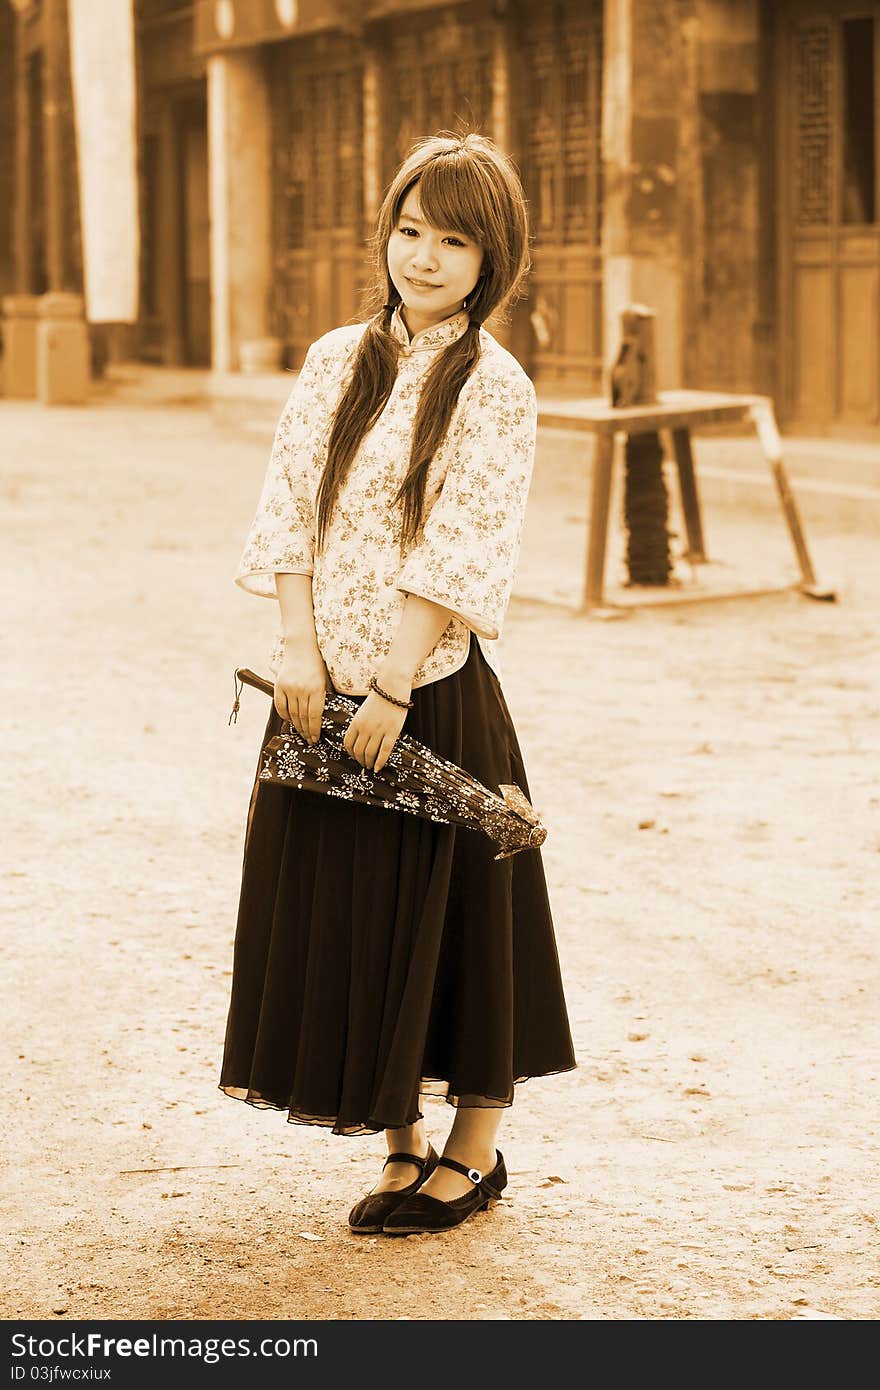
[2,0,878,1336]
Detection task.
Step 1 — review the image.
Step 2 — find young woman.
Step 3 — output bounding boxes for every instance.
[219,131,576,1236]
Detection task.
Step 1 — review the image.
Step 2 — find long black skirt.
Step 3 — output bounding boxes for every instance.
[218,636,576,1135]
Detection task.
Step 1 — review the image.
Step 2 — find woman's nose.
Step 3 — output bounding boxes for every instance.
[411,244,439,270]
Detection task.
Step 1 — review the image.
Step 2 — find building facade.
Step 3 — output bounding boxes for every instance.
[2,0,879,431]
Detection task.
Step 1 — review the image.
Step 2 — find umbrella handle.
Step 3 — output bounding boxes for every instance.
[236,667,275,697]
[230,669,355,726]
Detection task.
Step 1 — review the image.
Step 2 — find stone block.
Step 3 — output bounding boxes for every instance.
[2,294,39,398]
[36,293,90,405]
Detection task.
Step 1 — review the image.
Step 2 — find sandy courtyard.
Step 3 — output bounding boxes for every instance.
[2,396,878,1321]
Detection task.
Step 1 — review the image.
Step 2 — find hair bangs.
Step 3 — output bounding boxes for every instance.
[405,157,490,247]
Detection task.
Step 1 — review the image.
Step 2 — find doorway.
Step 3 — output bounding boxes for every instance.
[779,3,880,428]
[140,84,210,366]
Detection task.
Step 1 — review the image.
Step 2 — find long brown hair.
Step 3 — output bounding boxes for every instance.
[314,131,531,552]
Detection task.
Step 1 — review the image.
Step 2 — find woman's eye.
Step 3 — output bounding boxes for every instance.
[399,226,465,247]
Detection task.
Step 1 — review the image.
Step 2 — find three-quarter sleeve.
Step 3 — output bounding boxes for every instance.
[395,366,538,641]
[234,341,329,599]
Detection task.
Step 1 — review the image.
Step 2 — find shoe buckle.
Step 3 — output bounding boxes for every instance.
[467,1167,482,1184]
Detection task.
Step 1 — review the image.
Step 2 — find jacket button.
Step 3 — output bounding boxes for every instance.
[384,573,395,586]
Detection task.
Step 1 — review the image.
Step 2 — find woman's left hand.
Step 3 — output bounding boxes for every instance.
[343,689,410,773]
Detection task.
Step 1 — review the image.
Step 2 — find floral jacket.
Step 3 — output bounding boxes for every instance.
[234,304,538,695]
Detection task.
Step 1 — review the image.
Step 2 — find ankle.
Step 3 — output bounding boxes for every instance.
[442,1141,499,1171]
[384,1125,429,1160]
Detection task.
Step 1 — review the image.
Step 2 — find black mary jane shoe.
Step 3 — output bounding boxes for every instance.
[381,1151,507,1236]
[347,1144,439,1235]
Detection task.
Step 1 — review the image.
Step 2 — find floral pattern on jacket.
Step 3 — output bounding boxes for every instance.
[234,305,538,695]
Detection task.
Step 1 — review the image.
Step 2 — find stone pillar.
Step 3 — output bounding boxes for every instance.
[207,49,277,374]
[602,0,692,390]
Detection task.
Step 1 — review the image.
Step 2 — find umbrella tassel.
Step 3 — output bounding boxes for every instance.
[228,671,244,727]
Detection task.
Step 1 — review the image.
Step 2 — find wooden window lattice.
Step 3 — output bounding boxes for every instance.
[520,1,602,246]
[271,41,363,253]
[795,21,832,226]
[381,8,494,188]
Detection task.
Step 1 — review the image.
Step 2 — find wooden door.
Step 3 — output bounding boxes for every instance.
[269,34,367,367]
[780,4,880,428]
[138,86,208,366]
[514,0,604,389]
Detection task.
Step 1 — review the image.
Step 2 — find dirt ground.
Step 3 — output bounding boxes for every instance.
[2,394,878,1322]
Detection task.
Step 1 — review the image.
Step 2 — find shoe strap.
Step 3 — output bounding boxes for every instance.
[437,1154,490,1186]
[383,1146,433,1172]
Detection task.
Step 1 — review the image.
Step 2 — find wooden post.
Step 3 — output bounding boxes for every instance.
[362,39,382,233]
[491,14,511,155]
[610,304,673,586]
[750,401,835,600]
[623,432,671,585]
[42,0,66,292]
[13,7,31,292]
[610,304,658,407]
[584,433,615,609]
[670,426,707,561]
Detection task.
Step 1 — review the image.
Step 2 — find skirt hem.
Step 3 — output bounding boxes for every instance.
[217,1060,578,1138]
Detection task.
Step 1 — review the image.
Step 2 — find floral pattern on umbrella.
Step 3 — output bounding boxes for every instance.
[230,669,547,860]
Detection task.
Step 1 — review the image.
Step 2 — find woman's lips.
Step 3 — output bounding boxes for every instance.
[406,277,441,289]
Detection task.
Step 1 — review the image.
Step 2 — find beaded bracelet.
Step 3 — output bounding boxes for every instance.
[368,675,414,709]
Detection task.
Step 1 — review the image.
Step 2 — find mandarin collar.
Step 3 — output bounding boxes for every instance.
[390,304,471,354]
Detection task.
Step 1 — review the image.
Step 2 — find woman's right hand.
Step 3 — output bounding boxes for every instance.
[273,636,330,744]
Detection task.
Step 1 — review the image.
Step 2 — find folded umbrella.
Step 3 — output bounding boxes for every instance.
[229,668,547,860]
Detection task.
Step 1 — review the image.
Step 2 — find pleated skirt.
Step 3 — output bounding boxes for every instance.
[218,636,576,1135]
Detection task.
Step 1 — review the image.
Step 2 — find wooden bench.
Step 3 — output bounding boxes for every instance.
[536,389,836,611]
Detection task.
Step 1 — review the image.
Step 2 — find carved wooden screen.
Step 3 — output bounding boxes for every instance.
[377,3,495,191]
[516,0,603,388]
[782,4,879,426]
[269,33,366,366]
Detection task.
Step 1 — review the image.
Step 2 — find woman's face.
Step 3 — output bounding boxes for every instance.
[387,186,484,332]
